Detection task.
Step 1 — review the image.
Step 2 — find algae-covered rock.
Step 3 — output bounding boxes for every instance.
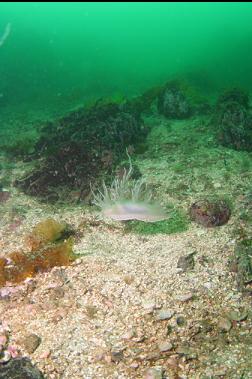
[189,199,231,227]
[158,80,192,119]
[215,88,252,151]
[0,357,44,379]
[157,80,210,119]
[15,101,147,201]
[231,238,252,292]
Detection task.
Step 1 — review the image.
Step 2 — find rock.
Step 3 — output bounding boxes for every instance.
[121,329,136,340]
[227,310,248,322]
[215,88,252,151]
[175,292,194,302]
[21,334,41,354]
[0,350,11,364]
[110,350,124,363]
[189,199,231,227]
[49,286,65,300]
[0,335,8,347]
[15,102,146,201]
[157,80,192,119]
[144,366,164,379]
[132,334,146,343]
[177,252,195,271]
[144,352,162,361]
[0,357,44,379]
[176,345,198,360]
[218,318,232,332]
[142,300,157,313]
[176,316,186,326]
[0,190,10,203]
[155,309,175,321]
[233,239,252,291]
[158,341,173,352]
[129,362,139,369]
[39,350,51,359]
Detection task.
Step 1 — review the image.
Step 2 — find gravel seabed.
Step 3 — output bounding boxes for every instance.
[0,206,251,379]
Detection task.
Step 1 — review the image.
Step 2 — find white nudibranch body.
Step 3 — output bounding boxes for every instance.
[102,201,168,222]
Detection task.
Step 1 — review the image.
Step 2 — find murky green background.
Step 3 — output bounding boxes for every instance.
[1,2,252,110]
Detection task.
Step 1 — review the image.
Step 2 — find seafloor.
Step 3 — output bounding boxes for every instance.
[0,104,252,379]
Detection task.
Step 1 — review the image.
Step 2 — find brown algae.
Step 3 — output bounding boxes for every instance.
[0,219,76,287]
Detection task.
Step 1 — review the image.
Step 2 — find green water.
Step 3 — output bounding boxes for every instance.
[1,2,252,110]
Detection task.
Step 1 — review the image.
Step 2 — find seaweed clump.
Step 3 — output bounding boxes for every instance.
[215,88,252,151]
[15,101,147,201]
[0,218,76,287]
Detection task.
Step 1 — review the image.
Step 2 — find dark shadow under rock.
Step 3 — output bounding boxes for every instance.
[0,358,44,379]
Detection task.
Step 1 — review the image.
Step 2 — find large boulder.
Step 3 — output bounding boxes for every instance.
[215,88,252,151]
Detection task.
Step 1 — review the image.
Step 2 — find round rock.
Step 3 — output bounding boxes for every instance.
[158,341,173,352]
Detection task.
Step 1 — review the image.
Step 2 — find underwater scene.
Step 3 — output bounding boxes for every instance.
[0,2,252,378]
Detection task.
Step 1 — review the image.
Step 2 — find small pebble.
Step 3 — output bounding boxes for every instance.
[0,335,8,347]
[121,329,136,340]
[129,362,139,369]
[218,318,232,332]
[73,258,82,266]
[158,341,173,352]
[227,310,248,322]
[0,350,11,363]
[177,252,195,272]
[39,350,51,359]
[176,316,186,326]
[110,350,124,363]
[142,300,156,313]
[144,366,164,379]
[176,345,198,359]
[155,309,174,321]
[175,292,194,302]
